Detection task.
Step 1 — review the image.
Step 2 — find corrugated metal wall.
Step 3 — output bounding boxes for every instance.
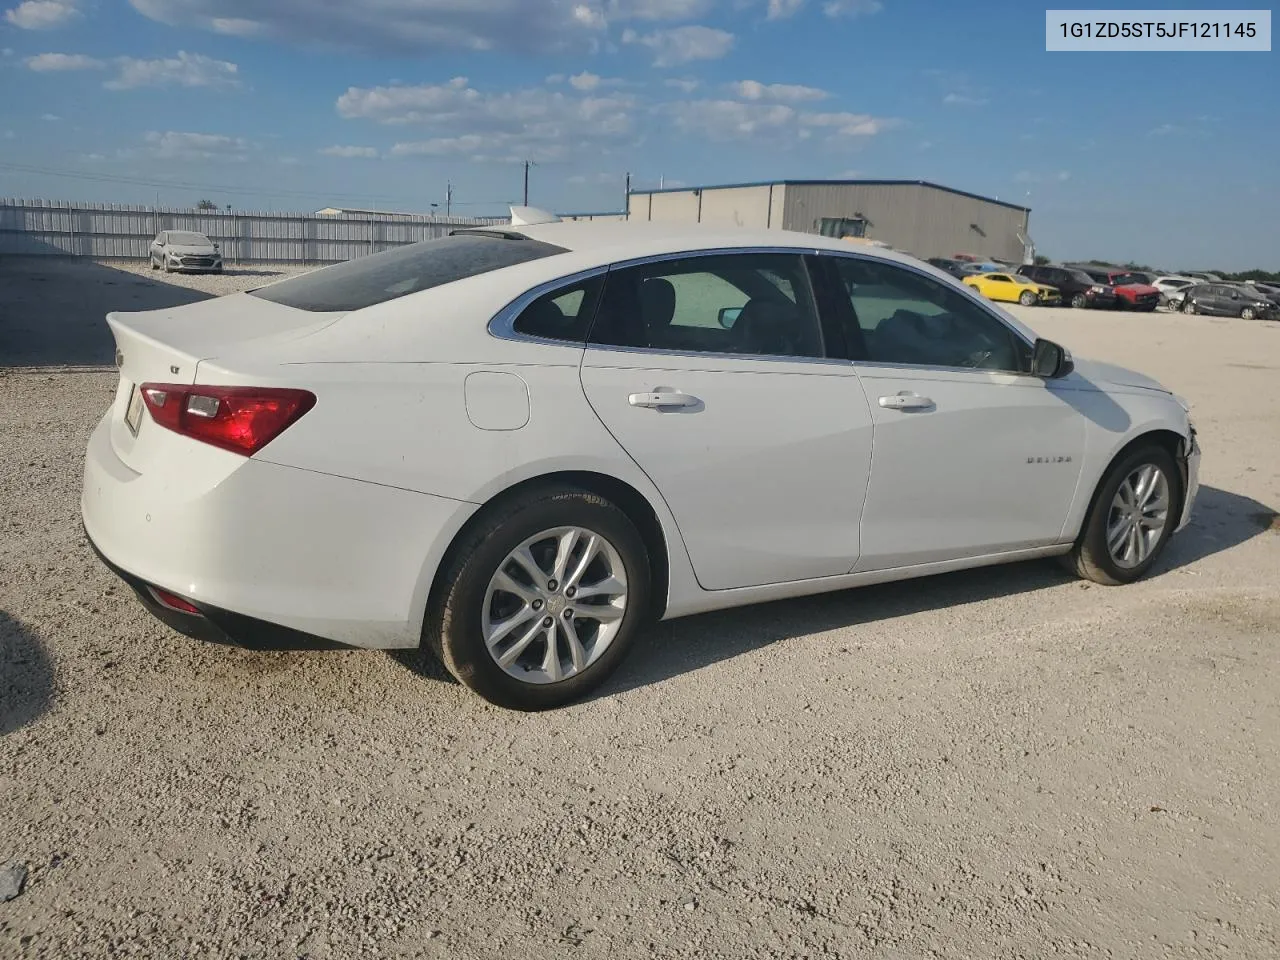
[0,199,500,262]
[782,183,1028,261]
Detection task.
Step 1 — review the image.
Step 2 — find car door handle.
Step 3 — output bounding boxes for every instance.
[629,391,701,410]
[879,393,935,412]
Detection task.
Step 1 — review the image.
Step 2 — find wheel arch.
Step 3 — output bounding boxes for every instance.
[1071,428,1189,545]
[423,470,673,639]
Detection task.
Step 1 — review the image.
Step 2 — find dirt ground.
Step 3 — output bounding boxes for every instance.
[1,256,1278,959]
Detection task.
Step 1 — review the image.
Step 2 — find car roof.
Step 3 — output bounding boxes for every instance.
[467,220,919,269]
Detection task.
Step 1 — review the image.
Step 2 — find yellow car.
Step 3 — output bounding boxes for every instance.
[963,271,1061,306]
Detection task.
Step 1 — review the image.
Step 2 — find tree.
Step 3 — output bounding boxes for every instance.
[196,199,218,211]
[1033,254,1050,265]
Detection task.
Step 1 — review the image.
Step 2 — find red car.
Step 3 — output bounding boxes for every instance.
[1076,268,1161,311]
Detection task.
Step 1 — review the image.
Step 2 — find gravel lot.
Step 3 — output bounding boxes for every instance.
[2,256,1278,959]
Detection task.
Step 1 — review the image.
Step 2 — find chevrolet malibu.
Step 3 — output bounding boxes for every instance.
[83,211,1201,710]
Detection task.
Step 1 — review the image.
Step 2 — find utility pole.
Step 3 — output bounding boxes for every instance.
[625,171,631,219]
[523,160,536,206]
[446,182,452,217]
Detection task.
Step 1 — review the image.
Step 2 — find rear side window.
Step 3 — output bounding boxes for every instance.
[512,277,604,343]
[250,233,567,312]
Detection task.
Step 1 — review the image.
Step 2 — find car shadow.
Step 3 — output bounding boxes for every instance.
[600,484,1276,699]
[0,254,213,368]
[0,610,56,736]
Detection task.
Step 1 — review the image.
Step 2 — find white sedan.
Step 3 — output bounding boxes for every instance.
[83,210,1201,710]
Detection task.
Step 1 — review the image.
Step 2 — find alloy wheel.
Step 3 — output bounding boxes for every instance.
[481,526,628,685]
[1106,464,1171,570]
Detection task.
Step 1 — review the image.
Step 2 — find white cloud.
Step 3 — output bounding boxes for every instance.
[105,51,240,90]
[942,92,988,107]
[822,0,882,15]
[569,71,601,91]
[664,77,700,92]
[144,130,252,161]
[799,111,893,136]
[5,0,79,29]
[663,99,798,140]
[319,144,379,158]
[761,0,881,17]
[622,24,734,66]
[25,52,104,70]
[606,0,713,18]
[766,0,805,18]
[731,79,828,103]
[40,112,61,121]
[662,91,895,144]
[343,77,636,165]
[128,0,611,55]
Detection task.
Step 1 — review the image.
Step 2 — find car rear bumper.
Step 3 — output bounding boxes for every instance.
[81,410,473,650]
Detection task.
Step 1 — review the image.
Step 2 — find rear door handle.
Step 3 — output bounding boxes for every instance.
[879,393,935,412]
[629,391,701,410]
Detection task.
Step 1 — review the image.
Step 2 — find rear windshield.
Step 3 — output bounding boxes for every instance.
[249,233,568,312]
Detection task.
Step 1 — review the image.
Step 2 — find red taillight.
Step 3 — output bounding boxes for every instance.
[149,587,202,615]
[140,384,315,456]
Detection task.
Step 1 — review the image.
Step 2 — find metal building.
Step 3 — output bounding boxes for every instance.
[625,179,1033,263]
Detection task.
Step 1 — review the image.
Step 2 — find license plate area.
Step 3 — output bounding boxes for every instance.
[124,383,145,436]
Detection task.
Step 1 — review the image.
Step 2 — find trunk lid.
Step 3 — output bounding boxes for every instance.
[106,293,344,472]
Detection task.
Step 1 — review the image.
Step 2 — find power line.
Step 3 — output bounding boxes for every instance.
[0,161,517,211]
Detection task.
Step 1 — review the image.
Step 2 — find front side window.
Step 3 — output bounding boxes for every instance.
[512,277,604,343]
[830,256,1029,373]
[250,233,568,313]
[589,253,824,360]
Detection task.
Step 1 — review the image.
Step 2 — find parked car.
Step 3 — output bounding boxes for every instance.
[149,230,223,274]
[927,257,983,280]
[1151,275,1199,306]
[963,271,1062,306]
[1021,265,1118,309]
[83,212,1200,710]
[1185,272,1223,282]
[1073,268,1160,311]
[1180,283,1278,320]
[1243,281,1280,306]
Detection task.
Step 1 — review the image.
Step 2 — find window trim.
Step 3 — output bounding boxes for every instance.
[814,249,1039,377]
[490,246,842,365]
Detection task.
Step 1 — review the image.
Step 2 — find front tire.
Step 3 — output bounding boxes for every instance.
[1184,299,1198,314]
[426,486,651,710]
[1019,291,1037,307]
[1241,307,1256,321]
[1066,444,1181,585]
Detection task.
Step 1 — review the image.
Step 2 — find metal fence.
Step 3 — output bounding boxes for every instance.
[0,198,503,263]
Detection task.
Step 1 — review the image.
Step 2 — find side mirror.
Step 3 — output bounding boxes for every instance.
[718,306,743,329]
[1032,338,1073,379]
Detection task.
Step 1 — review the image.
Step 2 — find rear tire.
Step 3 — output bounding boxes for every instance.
[1065,444,1181,585]
[425,486,651,711]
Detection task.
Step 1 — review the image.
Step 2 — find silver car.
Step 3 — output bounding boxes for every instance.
[149,231,223,274]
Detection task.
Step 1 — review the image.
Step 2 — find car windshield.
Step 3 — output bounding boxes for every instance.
[249,233,568,312]
[1071,271,1095,283]
[168,232,210,245]
[1110,273,1144,286]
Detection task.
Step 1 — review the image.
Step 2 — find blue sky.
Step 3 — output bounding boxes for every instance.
[1,0,1276,268]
